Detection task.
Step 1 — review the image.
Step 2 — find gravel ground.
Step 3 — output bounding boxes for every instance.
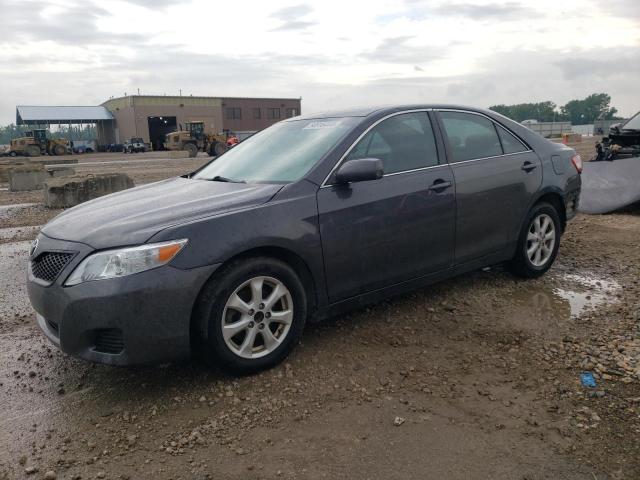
[1,147,639,479]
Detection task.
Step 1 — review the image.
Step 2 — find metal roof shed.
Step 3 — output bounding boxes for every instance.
[16,105,113,124]
[16,105,116,146]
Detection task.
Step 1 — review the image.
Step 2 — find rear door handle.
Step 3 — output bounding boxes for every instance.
[521,161,537,172]
[428,179,452,192]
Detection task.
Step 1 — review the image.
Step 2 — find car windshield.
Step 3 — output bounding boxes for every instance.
[192,117,359,183]
[622,111,640,131]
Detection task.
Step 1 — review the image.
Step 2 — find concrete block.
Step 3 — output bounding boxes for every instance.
[44,173,134,208]
[46,166,76,178]
[0,161,28,182]
[169,150,190,159]
[9,166,46,191]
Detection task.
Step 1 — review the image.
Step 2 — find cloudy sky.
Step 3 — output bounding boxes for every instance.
[0,0,638,125]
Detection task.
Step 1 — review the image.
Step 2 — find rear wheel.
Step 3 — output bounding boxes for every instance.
[184,143,198,158]
[507,202,561,278]
[53,144,65,156]
[194,257,307,374]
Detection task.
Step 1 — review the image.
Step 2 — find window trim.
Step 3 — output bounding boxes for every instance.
[321,109,442,187]
[435,108,532,164]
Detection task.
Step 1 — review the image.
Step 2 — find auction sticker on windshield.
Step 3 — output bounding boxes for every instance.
[303,120,342,129]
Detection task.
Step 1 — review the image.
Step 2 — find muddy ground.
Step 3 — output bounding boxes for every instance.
[1,147,639,479]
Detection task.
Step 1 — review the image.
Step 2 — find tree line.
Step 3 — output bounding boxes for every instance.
[489,93,620,124]
[0,124,97,145]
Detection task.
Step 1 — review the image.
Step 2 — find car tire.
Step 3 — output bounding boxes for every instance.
[507,202,561,278]
[194,257,307,374]
[53,144,65,156]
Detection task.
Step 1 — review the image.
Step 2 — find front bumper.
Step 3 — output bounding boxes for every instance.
[27,234,220,366]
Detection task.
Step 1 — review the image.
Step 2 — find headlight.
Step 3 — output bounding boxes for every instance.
[65,239,188,286]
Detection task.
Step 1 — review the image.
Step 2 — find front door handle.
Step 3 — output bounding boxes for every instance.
[428,179,452,192]
[521,161,537,172]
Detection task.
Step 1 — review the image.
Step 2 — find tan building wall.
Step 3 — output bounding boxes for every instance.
[101,95,301,145]
[220,97,302,132]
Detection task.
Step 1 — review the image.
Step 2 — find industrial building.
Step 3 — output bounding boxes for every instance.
[16,95,302,150]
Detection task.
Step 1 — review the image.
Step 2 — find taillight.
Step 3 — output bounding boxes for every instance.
[571,154,583,173]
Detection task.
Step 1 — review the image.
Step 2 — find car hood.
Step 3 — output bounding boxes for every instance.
[41,177,283,249]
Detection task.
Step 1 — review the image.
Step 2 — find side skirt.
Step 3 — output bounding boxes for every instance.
[312,248,515,322]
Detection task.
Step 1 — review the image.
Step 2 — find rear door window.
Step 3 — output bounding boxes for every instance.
[496,125,528,154]
[439,111,502,162]
[345,112,439,174]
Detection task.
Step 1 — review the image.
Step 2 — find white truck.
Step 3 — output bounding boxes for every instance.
[122,137,146,153]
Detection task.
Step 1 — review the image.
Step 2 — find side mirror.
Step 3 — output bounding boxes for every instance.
[335,158,384,184]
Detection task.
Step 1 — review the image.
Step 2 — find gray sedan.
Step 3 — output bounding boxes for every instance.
[27,105,582,373]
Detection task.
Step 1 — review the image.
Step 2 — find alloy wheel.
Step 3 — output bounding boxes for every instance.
[221,276,294,359]
[526,213,556,267]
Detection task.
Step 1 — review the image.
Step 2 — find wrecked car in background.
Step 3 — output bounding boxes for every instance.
[595,111,640,161]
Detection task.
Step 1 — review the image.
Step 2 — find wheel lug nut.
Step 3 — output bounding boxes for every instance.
[258,323,265,330]
[248,321,255,328]
[265,312,271,319]
[248,309,255,316]
[258,303,265,310]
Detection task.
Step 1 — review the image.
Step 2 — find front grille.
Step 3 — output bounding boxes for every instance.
[93,329,124,354]
[31,252,74,283]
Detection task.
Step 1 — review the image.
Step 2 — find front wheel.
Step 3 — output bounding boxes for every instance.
[194,257,307,374]
[184,143,198,158]
[507,202,561,278]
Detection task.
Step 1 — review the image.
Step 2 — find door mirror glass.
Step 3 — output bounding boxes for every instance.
[335,158,383,184]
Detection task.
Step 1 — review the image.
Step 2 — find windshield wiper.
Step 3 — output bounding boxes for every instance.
[210,175,245,183]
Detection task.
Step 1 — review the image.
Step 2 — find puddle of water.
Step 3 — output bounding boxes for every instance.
[504,272,621,334]
[554,273,621,317]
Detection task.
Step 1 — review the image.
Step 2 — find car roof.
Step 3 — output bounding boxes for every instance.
[287,104,496,121]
